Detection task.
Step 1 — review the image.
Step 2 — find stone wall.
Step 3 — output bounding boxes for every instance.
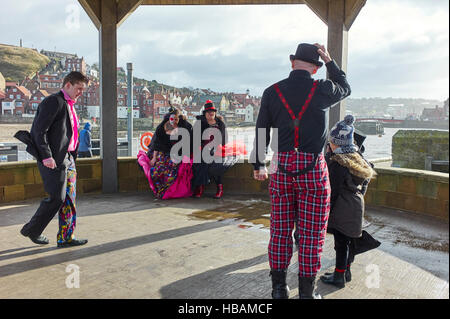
[0,159,103,202]
[0,158,447,221]
[392,130,449,171]
[0,115,35,124]
[365,167,448,221]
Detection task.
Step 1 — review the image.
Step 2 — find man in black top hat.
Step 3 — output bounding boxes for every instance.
[251,43,351,299]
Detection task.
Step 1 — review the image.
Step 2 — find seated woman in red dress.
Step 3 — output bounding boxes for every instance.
[191,100,247,199]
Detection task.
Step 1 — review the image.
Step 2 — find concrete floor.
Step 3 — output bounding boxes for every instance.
[0,192,448,299]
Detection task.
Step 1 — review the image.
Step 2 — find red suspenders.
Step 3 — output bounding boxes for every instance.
[274,81,318,151]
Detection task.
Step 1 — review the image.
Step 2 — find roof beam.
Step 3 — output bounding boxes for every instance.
[304,0,328,26]
[117,0,144,27]
[78,0,101,30]
[141,0,305,5]
[344,0,366,30]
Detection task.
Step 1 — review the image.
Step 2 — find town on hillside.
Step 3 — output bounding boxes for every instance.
[0,47,261,128]
[0,45,448,129]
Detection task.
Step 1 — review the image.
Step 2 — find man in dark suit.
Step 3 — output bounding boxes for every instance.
[251,43,351,299]
[20,71,89,248]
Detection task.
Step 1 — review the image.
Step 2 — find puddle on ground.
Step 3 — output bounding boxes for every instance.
[364,215,448,253]
[190,202,449,253]
[189,201,272,228]
[392,232,449,252]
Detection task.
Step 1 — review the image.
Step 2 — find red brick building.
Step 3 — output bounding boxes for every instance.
[1,84,31,115]
[65,57,87,74]
[75,81,100,110]
[38,74,63,94]
[153,93,170,123]
[133,85,153,118]
[117,86,128,108]
[29,89,50,114]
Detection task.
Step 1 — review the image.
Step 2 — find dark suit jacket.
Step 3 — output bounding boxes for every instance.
[30,91,78,166]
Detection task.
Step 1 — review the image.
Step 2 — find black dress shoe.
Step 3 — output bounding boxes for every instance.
[20,228,49,245]
[30,235,50,245]
[57,238,88,248]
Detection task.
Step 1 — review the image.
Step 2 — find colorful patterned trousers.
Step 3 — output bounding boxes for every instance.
[268,151,331,277]
[56,156,77,244]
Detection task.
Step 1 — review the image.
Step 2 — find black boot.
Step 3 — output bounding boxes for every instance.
[345,265,352,282]
[298,276,321,299]
[322,268,351,283]
[270,269,289,299]
[320,270,346,288]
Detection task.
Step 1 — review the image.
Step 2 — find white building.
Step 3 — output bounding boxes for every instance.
[245,104,254,123]
[118,107,139,119]
[1,101,16,115]
[86,105,100,119]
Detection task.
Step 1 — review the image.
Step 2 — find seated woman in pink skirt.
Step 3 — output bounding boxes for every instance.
[137,108,193,199]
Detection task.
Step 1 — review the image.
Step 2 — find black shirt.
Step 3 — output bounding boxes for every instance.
[251,60,351,170]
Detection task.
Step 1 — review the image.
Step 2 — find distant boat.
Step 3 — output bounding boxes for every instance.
[237,122,255,127]
[354,120,385,135]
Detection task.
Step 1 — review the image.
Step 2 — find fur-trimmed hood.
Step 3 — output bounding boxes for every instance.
[330,152,375,180]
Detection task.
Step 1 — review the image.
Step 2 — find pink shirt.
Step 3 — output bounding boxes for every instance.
[61,89,79,152]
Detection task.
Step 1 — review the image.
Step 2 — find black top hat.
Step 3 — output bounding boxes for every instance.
[289,43,323,67]
[203,100,217,114]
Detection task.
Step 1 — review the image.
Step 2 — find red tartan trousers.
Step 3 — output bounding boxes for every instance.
[268,151,331,277]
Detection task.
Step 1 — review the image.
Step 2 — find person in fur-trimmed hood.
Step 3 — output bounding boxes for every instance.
[320,114,380,289]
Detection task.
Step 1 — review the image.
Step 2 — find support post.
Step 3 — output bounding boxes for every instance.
[327,0,348,129]
[127,62,134,156]
[99,0,118,193]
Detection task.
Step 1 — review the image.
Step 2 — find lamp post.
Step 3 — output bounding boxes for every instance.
[126,62,133,156]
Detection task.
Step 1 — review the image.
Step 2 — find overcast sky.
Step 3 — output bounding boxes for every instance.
[1,0,448,100]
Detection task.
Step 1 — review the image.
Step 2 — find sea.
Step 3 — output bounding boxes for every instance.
[6,127,449,163]
[225,127,448,161]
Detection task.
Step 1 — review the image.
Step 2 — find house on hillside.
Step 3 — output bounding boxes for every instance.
[1,84,31,115]
[0,72,5,92]
[28,89,50,114]
[64,56,86,74]
[38,74,62,94]
[40,50,77,60]
[153,93,170,123]
[133,85,153,118]
[191,94,228,113]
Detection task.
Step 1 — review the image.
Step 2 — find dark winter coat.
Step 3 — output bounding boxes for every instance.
[327,152,375,238]
[153,115,193,155]
[194,114,227,155]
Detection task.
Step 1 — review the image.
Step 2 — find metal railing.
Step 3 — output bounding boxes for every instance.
[425,155,449,172]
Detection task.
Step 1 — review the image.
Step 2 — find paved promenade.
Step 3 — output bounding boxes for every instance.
[0,192,448,299]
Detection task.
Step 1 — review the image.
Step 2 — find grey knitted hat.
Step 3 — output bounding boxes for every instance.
[329,115,355,146]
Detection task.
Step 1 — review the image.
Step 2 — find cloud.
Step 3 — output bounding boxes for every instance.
[0,0,448,99]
